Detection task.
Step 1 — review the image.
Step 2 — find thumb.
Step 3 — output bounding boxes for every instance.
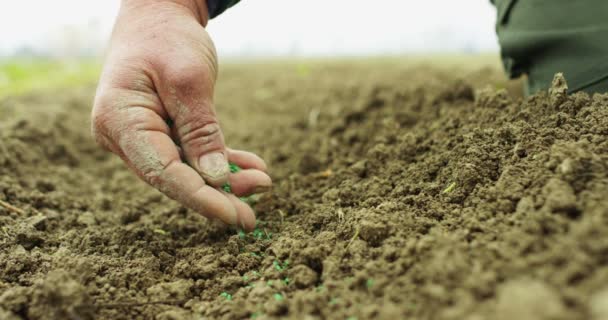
[160,63,229,188]
[180,117,230,188]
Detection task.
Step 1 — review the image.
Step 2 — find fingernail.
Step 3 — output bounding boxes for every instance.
[253,185,273,194]
[199,152,229,180]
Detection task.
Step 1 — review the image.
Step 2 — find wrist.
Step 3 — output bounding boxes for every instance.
[122,0,209,26]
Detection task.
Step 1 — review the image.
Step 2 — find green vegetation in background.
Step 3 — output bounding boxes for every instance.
[0,59,101,99]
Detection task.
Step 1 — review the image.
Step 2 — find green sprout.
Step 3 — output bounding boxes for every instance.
[443,182,456,194]
[220,292,233,301]
[252,228,265,240]
[273,293,284,301]
[273,260,289,271]
[153,228,168,235]
[366,279,374,288]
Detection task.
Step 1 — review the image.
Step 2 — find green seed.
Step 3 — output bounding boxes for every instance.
[366,279,374,288]
[229,163,242,173]
[222,183,232,193]
[443,182,456,194]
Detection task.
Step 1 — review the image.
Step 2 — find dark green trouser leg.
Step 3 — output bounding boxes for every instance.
[494,0,608,94]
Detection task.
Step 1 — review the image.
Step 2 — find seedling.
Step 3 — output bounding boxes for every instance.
[442,182,456,194]
[219,292,232,301]
[346,226,360,249]
[252,228,265,240]
[153,229,168,235]
[366,279,374,288]
[337,208,345,222]
[273,260,289,271]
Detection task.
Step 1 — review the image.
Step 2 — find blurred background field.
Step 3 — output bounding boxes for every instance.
[0,0,500,99]
[0,59,100,99]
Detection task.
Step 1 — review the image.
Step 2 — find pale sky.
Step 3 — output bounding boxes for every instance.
[0,0,498,57]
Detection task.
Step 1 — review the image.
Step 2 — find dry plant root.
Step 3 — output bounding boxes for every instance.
[93,299,187,309]
[0,199,26,215]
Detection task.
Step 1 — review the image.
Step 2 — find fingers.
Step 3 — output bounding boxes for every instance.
[228,169,272,197]
[227,194,256,231]
[227,148,268,172]
[94,100,239,227]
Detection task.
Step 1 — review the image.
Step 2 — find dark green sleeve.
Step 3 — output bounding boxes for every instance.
[494,0,608,94]
[207,0,241,19]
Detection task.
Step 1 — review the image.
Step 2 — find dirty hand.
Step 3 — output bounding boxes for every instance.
[92,0,271,231]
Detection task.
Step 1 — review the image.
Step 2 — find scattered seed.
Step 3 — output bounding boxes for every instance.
[219,292,232,301]
[442,182,456,194]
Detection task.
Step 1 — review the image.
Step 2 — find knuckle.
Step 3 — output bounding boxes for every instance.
[166,58,214,95]
[166,62,210,92]
[179,121,224,152]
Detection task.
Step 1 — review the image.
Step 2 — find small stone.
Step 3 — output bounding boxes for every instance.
[350,160,367,177]
[146,279,193,301]
[26,215,47,231]
[494,279,569,320]
[15,231,44,250]
[77,211,97,226]
[542,178,578,215]
[590,287,608,320]
[549,73,568,107]
[290,264,318,289]
[156,308,197,320]
[358,219,389,246]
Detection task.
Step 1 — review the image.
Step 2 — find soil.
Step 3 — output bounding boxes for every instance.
[1,58,608,320]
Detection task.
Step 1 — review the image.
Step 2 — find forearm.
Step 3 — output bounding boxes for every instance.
[121,0,209,26]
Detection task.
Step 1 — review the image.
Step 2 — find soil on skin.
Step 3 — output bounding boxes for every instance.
[1,58,608,320]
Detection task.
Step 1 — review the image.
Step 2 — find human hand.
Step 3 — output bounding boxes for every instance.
[92,0,271,231]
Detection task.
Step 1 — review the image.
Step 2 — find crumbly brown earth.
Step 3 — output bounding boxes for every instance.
[1,58,608,320]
